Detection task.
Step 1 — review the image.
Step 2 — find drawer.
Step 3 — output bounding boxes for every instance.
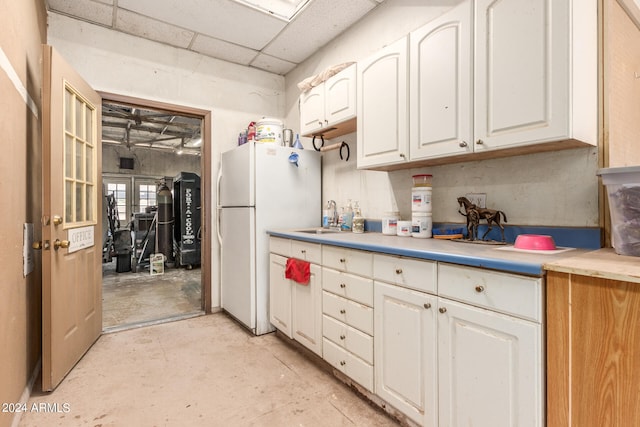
[438,263,543,322]
[269,237,290,257]
[373,254,436,294]
[323,338,374,392]
[322,246,372,277]
[323,315,373,364]
[291,240,322,264]
[323,291,374,335]
[322,267,373,306]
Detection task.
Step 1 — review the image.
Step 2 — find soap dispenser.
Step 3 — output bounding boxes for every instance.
[352,201,364,233]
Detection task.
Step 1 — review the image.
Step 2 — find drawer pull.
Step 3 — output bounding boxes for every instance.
[395,268,403,274]
[439,307,447,313]
[424,303,431,309]
[475,285,485,293]
[340,360,346,366]
[301,249,306,254]
[340,309,346,314]
[340,283,346,288]
[340,334,346,340]
[339,258,346,263]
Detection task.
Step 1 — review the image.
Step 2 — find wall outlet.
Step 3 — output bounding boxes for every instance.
[465,193,486,208]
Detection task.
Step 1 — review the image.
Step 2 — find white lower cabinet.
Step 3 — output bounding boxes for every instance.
[269,240,323,356]
[437,297,542,427]
[374,282,438,427]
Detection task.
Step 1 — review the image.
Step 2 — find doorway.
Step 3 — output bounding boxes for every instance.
[99,94,212,331]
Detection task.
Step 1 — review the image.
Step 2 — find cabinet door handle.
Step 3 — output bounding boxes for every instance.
[395,268,403,274]
[439,307,447,313]
[340,309,346,314]
[476,139,484,145]
[424,303,431,309]
[340,334,346,340]
[301,249,306,254]
[475,285,485,293]
[339,258,346,263]
[399,153,406,159]
[340,360,346,366]
[340,283,346,288]
[459,141,468,147]
[318,121,323,127]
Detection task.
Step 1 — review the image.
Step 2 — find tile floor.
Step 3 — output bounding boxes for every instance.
[18,314,399,427]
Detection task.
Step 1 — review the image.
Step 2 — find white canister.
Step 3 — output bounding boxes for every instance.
[256,117,283,144]
[411,187,432,212]
[412,212,433,238]
[397,220,412,237]
[382,211,400,235]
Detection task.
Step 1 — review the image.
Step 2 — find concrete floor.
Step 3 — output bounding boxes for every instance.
[102,260,203,331]
[18,314,399,427]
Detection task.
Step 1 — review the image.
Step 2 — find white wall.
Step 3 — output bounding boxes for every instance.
[48,12,286,309]
[285,0,599,227]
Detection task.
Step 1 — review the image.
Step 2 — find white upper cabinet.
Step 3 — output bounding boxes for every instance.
[357,37,409,169]
[409,0,473,160]
[300,64,357,139]
[474,0,572,151]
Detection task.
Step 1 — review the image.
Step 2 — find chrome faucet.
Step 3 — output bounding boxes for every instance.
[327,200,338,228]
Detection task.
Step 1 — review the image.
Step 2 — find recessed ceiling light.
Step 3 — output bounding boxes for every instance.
[232,0,312,21]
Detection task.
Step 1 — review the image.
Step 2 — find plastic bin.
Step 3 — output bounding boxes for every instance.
[597,166,640,256]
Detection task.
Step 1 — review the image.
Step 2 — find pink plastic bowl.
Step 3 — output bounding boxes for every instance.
[514,234,557,250]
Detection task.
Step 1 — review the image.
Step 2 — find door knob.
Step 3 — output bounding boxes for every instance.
[52,216,63,226]
[32,241,50,250]
[53,239,70,250]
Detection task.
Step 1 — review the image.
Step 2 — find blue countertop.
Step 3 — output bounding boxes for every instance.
[268,229,593,277]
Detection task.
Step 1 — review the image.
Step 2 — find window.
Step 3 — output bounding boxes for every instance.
[106,182,128,223]
[64,83,97,226]
[138,184,157,213]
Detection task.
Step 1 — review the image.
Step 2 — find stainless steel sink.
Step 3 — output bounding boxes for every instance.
[296,228,342,234]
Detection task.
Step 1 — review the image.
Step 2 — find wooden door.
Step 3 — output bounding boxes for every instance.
[324,63,357,127]
[41,45,102,391]
[299,84,324,136]
[292,264,322,356]
[269,254,292,337]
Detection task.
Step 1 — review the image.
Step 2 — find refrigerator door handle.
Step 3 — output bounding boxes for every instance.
[216,167,223,245]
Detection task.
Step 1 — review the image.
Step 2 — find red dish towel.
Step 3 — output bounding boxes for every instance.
[285,258,310,285]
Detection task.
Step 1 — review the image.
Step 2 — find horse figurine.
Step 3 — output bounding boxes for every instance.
[457,196,508,242]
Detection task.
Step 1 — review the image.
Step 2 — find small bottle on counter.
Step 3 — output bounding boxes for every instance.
[352,201,364,233]
[342,200,353,231]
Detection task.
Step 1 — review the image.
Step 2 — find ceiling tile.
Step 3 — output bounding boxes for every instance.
[118,0,287,50]
[250,53,297,75]
[115,9,195,49]
[47,0,113,26]
[262,0,377,63]
[191,34,259,66]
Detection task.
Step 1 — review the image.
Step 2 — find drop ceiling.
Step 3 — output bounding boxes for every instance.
[46,0,385,75]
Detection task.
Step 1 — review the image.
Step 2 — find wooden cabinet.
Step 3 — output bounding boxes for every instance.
[268,239,323,356]
[409,0,472,161]
[546,269,640,427]
[300,64,357,139]
[356,37,409,169]
[374,281,438,427]
[360,0,596,170]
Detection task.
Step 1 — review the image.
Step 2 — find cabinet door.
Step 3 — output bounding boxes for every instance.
[438,298,543,427]
[374,282,438,427]
[474,0,569,151]
[269,254,292,338]
[409,0,472,160]
[325,63,357,126]
[357,37,409,168]
[292,264,322,356]
[300,84,325,136]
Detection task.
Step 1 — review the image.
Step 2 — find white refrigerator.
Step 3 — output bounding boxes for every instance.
[218,142,321,335]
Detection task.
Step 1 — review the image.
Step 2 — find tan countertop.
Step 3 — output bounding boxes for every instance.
[544,248,640,284]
